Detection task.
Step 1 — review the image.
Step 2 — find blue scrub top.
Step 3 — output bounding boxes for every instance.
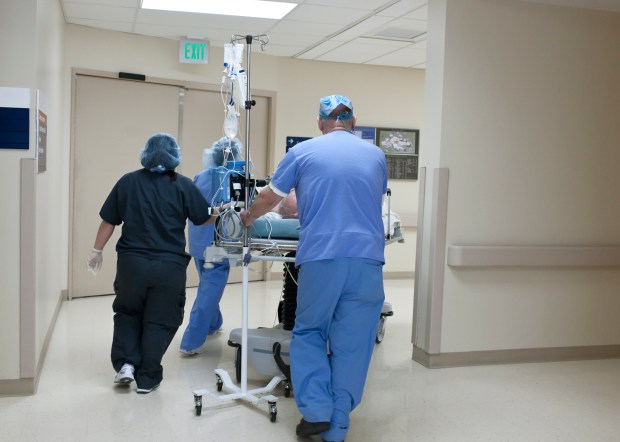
[270,130,387,265]
[188,168,217,259]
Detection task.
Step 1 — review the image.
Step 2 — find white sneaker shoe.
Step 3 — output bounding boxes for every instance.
[114,363,135,384]
[136,383,160,394]
[180,345,206,356]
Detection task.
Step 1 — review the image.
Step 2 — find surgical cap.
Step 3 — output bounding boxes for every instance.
[318,95,354,120]
[203,136,243,169]
[140,133,181,173]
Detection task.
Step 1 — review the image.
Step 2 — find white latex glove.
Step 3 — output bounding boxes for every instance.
[86,248,103,275]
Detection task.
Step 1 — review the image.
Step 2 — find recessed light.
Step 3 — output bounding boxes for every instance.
[141,0,298,20]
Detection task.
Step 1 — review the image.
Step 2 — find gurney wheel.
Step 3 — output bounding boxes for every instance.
[268,401,277,422]
[375,316,386,344]
[194,394,202,416]
[216,374,223,392]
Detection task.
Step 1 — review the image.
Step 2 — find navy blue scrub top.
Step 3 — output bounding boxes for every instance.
[100,168,212,266]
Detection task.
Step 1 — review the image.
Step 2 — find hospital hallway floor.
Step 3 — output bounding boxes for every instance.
[2,278,620,442]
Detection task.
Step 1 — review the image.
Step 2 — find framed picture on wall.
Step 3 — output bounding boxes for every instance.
[375,127,420,180]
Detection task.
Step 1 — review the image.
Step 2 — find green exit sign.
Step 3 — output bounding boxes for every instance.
[179,38,209,64]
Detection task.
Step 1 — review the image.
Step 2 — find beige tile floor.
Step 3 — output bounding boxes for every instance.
[2,278,620,441]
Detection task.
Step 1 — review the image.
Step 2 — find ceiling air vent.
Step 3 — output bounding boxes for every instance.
[366,27,426,43]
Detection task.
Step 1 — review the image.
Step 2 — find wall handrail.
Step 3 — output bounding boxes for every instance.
[447,245,620,268]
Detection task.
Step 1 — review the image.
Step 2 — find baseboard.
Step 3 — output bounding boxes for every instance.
[412,344,620,368]
[0,378,35,397]
[0,290,65,397]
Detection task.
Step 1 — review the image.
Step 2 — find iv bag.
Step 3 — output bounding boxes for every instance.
[223,105,238,139]
[223,43,235,68]
[234,44,244,66]
[233,69,247,107]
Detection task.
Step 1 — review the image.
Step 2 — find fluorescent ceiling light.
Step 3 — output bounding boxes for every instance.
[141,0,298,20]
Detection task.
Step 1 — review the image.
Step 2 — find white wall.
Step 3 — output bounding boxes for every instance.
[420,0,620,354]
[0,0,67,386]
[64,25,424,274]
[34,0,67,366]
[0,0,38,380]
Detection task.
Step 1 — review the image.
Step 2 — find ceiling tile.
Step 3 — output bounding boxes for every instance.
[365,45,426,67]
[266,33,324,47]
[296,40,344,59]
[377,0,427,18]
[284,4,369,25]
[266,19,343,37]
[329,16,395,42]
[316,41,402,64]
[303,0,391,10]
[354,37,411,48]
[380,17,428,33]
[404,5,428,20]
[259,44,305,57]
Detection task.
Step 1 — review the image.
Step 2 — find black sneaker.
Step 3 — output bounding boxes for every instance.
[296,418,331,436]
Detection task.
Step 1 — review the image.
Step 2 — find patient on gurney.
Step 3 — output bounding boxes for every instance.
[260,189,298,221]
[251,189,401,240]
[251,190,301,239]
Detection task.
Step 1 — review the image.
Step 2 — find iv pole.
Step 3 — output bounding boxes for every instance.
[193,34,285,422]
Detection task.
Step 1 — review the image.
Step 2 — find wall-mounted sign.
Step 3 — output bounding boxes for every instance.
[179,38,209,64]
[285,136,311,152]
[0,87,29,150]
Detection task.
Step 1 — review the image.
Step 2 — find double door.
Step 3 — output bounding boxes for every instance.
[70,74,270,298]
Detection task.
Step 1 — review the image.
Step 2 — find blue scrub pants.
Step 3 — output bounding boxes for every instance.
[291,258,384,442]
[180,258,230,352]
[111,254,187,390]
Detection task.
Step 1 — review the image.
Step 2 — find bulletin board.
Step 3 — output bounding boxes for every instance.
[354,126,420,180]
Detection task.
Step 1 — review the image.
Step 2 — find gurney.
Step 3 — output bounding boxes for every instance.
[211,197,405,391]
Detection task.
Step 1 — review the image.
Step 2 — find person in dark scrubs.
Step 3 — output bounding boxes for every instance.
[86,132,217,394]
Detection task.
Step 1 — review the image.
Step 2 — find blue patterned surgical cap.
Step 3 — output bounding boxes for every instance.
[203,136,243,169]
[140,133,181,172]
[318,95,353,120]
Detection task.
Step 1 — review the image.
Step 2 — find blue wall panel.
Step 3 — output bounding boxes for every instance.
[0,107,29,149]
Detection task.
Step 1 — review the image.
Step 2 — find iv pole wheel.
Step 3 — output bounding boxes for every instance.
[283,381,291,398]
[268,401,277,422]
[216,374,224,392]
[194,394,203,416]
[376,316,386,344]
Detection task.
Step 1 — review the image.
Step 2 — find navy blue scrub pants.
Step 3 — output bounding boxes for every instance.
[291,258,384,442]
[111,254,187,390]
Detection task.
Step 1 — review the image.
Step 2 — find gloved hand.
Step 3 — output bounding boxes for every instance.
[86,248,103,275]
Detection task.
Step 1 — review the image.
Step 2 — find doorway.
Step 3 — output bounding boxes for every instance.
[69,72,271,298]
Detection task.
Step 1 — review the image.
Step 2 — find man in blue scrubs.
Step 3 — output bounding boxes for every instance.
[241,95,387,442]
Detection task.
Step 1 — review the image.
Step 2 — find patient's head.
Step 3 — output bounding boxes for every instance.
[276,189,298,219]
